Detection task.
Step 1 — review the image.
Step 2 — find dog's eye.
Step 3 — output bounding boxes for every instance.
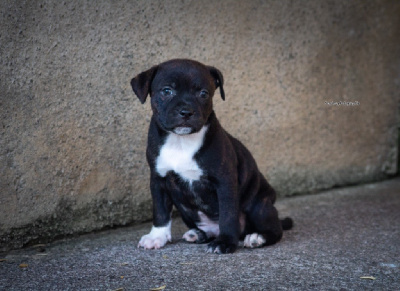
[161,87,173,96]
[199,90,209,98]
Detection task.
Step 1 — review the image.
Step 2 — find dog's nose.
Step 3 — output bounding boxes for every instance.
[179,109,194,119]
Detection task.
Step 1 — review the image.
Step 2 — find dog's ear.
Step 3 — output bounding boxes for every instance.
[130,65,158,104]
[209,66,225,101]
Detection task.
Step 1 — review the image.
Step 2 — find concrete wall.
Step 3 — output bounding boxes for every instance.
[1,0,399,251]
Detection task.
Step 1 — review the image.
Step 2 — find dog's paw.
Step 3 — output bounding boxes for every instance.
[138,233,169,249]
[243,233,266,248]
[182,229,209,244]
[182,229,199,243]
[207,240,237,254]
[138,224,171,250]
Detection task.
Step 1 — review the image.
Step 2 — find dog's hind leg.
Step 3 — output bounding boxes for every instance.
[244,200,284,248]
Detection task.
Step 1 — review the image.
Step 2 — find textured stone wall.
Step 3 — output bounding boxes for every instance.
[1,0,399,251]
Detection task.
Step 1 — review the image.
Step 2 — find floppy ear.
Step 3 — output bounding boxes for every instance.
[130,65,158,104]
[209,66,225,100]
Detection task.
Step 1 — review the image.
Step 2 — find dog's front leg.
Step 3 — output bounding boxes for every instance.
[207,182,240,254]
[138,172,173,249]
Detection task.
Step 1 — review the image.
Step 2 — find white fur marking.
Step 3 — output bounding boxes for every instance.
[196,211,219,237]
[182,229,199,242]
[244,233,266,248]
[138,221,172,249]
[156,126,208,183]
[174,127,192,135]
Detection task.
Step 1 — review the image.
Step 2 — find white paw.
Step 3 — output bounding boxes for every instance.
[244,233,266,248]
[182,229,199,242]
[138,222,172,250]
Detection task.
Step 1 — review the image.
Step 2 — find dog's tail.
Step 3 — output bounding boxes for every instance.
[281,217,294,230]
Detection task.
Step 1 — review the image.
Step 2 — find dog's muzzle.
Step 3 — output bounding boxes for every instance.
[170,107,196,135]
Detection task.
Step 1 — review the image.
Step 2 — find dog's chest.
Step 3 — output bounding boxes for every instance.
[156,126,208,183]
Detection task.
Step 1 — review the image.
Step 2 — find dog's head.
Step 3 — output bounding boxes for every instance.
[131,59,225,135]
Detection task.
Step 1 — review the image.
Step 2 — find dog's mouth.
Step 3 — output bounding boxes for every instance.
[157,120,196,135]
[157,114,204,135]
[173,127,193,135]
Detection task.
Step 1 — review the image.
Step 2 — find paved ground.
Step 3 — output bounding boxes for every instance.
[1,178,399,290]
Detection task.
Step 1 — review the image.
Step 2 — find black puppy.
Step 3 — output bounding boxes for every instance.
[131,59,292,254]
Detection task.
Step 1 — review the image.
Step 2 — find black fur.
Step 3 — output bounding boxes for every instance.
[131,59,292,254]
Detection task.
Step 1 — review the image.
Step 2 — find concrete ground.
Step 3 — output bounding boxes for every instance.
[1,179,399,290]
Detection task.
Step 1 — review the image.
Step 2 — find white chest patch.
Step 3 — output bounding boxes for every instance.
[156,126,208,183]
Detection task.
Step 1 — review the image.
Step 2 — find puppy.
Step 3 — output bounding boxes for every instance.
[131,59,292,254]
